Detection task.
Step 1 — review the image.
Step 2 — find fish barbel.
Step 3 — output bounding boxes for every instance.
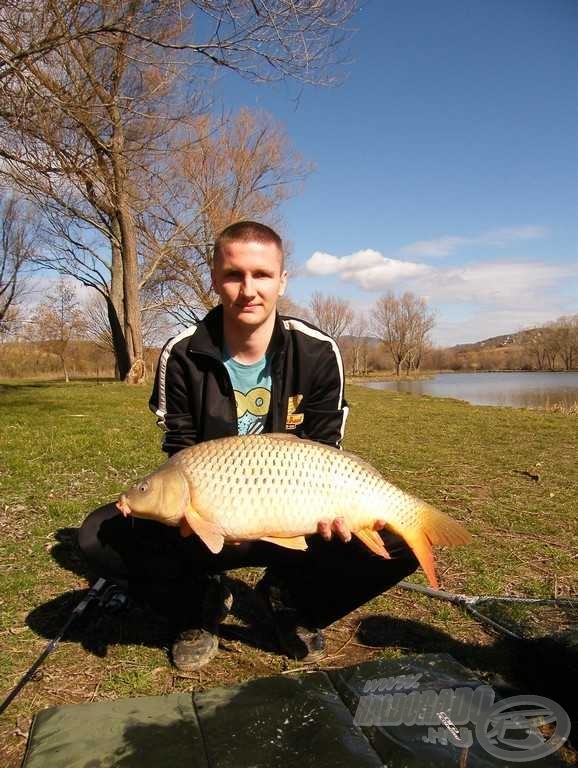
[117,434,470,588]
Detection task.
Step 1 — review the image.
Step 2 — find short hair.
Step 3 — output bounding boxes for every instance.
[213,221,284,269]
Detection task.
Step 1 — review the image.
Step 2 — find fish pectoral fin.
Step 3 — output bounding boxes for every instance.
[354,528,391,558]
[179,519,195,538]
[260,535,308,551]
[183,508,225,554]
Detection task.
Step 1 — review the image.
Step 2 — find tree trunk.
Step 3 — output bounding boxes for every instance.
[60,355,69,383]
[105,294,131,380]
[110,104,143,382]
[107,224,131,380]
[117,201,143,371]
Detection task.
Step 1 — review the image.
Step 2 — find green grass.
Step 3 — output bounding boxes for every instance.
[1,379,577,766]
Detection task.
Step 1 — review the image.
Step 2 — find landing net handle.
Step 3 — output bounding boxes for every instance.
[398,580,575,641]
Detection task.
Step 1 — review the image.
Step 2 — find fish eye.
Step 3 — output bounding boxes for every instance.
[138,481,149,493]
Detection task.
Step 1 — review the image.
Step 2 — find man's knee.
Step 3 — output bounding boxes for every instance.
[78,503,118,555]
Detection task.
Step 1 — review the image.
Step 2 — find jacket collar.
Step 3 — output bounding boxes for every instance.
[187,305,288,364]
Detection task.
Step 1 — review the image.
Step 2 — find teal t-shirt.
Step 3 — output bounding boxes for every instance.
[223,353,272,435]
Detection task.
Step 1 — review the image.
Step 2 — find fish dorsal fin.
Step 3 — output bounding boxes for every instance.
[260,535,308,551]
[183,506,225,554]
[267,432,299,441]
[354,528,391,558]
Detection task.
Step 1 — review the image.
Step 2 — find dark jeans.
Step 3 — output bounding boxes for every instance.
[78,503,418,632]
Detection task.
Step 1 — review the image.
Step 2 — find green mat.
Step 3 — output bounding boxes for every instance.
[22,654,571,767]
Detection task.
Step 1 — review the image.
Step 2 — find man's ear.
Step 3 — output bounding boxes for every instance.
[278,270,288,297]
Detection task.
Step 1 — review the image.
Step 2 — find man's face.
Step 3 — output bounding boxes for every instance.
[211,239,288,329]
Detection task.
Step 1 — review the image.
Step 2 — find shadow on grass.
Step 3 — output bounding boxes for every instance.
[26,526,277,658]
[25,573,279,660]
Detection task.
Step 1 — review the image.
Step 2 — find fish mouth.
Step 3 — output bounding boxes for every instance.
[116,496,132,518]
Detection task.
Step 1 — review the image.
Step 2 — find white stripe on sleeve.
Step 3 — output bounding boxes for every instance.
[153,325,198,431]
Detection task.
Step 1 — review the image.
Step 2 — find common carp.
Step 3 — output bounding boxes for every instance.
[117,434,470,588]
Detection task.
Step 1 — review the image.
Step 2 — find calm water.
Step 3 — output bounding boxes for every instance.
[363,372,578,409]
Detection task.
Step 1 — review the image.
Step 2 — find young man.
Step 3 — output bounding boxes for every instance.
[79,222,418,671]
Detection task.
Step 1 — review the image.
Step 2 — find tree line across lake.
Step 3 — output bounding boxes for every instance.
[1,278,576,381]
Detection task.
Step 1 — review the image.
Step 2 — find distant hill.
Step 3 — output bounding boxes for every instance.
[448,328,539,353]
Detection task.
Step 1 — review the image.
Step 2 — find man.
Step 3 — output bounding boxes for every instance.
[80,221,418,672]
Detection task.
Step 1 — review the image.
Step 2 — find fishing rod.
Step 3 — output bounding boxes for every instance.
[0,578,108,717]
[398,581,576,640]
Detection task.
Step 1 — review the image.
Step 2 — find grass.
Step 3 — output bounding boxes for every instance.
[1,379,577,766]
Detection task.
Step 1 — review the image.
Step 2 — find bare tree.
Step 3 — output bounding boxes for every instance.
[371,291,435,376]
[1,1,357,84]
[1,0,357,378]
[140,108,312,325]
[28,277,87,382]
[548,315,578,371]
[347,311,369,375]
[309,291,353,339]
[0,194,35,325]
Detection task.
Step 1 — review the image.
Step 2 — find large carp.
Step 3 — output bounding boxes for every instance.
[117,434,470,588]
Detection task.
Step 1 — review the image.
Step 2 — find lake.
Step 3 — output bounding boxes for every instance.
[362,371,578,409]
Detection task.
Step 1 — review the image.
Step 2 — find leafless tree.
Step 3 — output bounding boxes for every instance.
[371,291,435,376]
[1,0,357,378]
[1,1,357,84]
[0,194,35,326]
[309,291,353,339]
[548,315,578,371]
[139,108,312,326]
[346,311,369,375]
[28,277,87,381]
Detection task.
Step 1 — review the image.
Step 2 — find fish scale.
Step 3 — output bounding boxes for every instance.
[171,435,384,538]
[118,433,471,588]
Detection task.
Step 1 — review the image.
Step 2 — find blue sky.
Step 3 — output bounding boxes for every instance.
[216,0,578,346]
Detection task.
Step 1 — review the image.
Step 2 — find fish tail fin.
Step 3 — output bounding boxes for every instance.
[391,503,471,589]
[354,528,391,558]
[420,503,471,548]
[396,527,439,589]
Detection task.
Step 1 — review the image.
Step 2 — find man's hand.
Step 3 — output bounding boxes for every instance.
[316,517,387,543]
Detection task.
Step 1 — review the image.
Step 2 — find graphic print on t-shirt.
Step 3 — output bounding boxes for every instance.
[223,354,272,435]
[235,386,271,435]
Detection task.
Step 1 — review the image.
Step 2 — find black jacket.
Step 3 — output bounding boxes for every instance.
[149,306,348,456]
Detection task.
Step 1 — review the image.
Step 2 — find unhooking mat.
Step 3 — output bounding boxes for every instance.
[22,653,573,767]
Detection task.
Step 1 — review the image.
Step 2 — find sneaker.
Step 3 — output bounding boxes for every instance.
[256,579,326,662]
[171,628,218,672]
[170,575,232,672]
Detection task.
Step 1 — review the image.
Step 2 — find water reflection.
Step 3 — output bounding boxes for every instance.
[363,372,578,408]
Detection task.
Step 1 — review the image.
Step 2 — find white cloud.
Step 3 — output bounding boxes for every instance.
[306,248,385,275]
[401,225,548,258]
[415,260,578,306]
[305,248,430,288]
[400,236,468,258]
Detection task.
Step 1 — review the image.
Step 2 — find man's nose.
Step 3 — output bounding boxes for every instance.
[240,275,256,297]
